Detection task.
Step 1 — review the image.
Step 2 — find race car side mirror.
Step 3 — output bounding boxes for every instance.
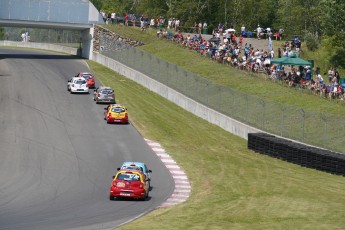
[117,167,120,171]
[112,176,115,179]
[148,170,152,173]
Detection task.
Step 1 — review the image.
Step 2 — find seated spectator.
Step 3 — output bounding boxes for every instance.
[157,29,163,38]
[305,66,312,80]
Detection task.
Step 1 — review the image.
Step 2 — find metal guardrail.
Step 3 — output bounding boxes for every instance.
[100,45,345,154]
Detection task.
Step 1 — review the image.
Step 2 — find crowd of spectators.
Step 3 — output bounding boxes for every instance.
[157,28,345,101]
[100,10,345,101]
[160,30,275,74]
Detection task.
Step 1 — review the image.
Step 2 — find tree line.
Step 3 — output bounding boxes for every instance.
[91,0,342,36]
[91,0,345,68]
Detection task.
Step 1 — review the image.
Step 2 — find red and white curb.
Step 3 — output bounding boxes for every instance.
[145,139,191,207]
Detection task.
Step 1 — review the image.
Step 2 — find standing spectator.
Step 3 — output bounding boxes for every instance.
[160,16,165,26]
[218,22,223,33]
[270,49,274,59]
[100,10,106,23]
[238,35,243,47]
[157,17,161,28]
[328,67,334,83]
[167,18,172,29]
[203,21,208,34]
[140,15,146,32]
[267,28,272,39]
[125,13,129,26]
[241,24,245,33]
[107,13,111,24]
[111,12,116,24]
[333,71,340,85]
[21,32,26,42]
[175,18,180,31]
[132,15,136,27]
[198,22,202,34]
[150,17,155,28]
[257,25,262,40]
[279,28,284,40]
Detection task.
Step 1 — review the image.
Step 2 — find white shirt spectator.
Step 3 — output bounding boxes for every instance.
[168,19,172,29]
[316,73,324,83]
[175,19,180,27]
[150,18,155,27]
[241,25,245,32]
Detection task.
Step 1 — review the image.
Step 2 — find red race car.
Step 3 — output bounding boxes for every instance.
[109,170,150,200]
[76,72,95,89]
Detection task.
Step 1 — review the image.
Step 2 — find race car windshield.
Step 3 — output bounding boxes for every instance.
[117,173,140,181]
[122,166,142,171]
[111,108,125,113]
[75,80,86,84]
[101,90,113,94]
[82,75,92,79]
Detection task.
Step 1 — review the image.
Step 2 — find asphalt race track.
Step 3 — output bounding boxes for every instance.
[0,48,174,230]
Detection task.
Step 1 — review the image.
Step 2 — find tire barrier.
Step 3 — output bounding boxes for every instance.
[248,133,345,176]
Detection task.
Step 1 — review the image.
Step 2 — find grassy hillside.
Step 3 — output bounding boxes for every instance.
[87,61,345,230]
[102,25,345,115]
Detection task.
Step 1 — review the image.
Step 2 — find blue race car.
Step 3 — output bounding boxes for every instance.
[117,162,152,187]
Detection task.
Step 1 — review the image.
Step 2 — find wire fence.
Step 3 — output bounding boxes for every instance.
[101,45,345,154]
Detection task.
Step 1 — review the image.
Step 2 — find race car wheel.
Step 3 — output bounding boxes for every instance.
[109,195,114,201]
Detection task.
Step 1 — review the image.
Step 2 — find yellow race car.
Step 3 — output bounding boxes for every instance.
[104,104,129,124]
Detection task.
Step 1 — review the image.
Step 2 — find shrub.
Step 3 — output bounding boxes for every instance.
[304,32,319,51]
[330,48,345,69]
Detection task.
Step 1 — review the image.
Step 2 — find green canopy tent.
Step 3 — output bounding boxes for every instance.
[271,56,312,66]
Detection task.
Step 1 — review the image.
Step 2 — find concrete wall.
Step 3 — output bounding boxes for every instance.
[92,52,263,140]
[0,0,103,24]
[81,27,94,59]
[0,40,80,56]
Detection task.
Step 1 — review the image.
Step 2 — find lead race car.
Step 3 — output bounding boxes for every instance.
[75,72,96,89]
[67,77,89,94]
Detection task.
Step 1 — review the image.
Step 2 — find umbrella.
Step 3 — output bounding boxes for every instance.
[225,28,235,33]
[208,37,221,43]
[270,57,312,66]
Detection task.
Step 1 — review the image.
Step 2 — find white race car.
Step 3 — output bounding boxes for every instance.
[67,77,89,94]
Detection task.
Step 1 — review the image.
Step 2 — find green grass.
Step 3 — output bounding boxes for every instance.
[88,60,345,230]
[100,25,345,153]
[102,24,345,115]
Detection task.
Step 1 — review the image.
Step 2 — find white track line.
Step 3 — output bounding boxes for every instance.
[145,139,191,207]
